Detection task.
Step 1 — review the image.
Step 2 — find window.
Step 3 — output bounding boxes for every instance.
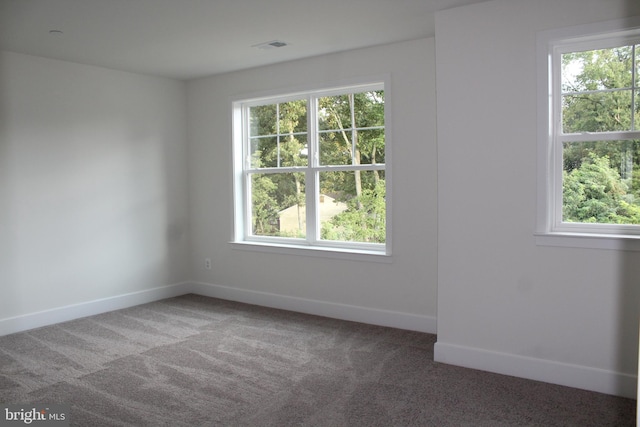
[232,81,389,257]
[537,18,640,247]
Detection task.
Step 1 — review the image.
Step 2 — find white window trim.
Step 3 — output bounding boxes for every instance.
[536,16,640,251]
[230,76,392,259]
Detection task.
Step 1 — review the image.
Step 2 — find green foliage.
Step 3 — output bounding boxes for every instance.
[321,179,386,243]
[251,172,305,236]
[562,154,638,223]
[318,92,385,166]
[251,174,279,235]
[250,100,307,168]
[562,46,633,133]
[249,99,308,237]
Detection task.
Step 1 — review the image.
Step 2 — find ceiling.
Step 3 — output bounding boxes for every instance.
[0,0,488,80]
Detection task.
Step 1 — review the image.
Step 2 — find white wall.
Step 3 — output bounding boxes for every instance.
[0,52,189,325]
[435,0,640,397]
[187,39,438,331]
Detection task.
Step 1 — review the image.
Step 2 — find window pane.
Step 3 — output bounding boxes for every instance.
[562,140,640,224]
[356,129,385,165]
[561,46,633,93]
[319,130,352,166]
[279,100,307,134]
[561,53,584,93]
[635,45,640,88]
[636,91,640,131]
[562,90,632,133]
[250,136,277,168]
[319,170,386,243]
[251,172,306,237]
[353,91,385,128]
[250,104,277,136]
[280,134,308,167]
[318,95,352,131]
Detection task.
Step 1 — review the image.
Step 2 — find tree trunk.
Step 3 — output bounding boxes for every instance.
[331,94,363,210]
[354,144,363,210]
[295,177,303,232]
[371,144,380,183]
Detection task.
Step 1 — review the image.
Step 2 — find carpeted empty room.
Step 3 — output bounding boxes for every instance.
[4,1,640,425]
[0,294,634,426]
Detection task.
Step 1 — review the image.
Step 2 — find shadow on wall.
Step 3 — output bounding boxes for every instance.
[615,247,640,398]
[0,57,19,323]
[0,51,189,323]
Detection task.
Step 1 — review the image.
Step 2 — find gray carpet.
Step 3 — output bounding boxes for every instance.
[0,294,635,426]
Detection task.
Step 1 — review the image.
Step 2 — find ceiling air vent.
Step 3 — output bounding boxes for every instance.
[252,40,288,50]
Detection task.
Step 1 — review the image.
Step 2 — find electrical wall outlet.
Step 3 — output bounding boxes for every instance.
[205,258,211,270]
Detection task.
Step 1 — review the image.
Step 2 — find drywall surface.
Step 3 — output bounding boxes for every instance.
[187,39,437,325]
[0,51,189,319]
[435,0,640,397]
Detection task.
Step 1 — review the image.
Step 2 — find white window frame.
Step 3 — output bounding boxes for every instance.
[536,16,640,250]
[231,78,392,261]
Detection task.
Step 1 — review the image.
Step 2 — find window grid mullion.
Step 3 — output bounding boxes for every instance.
[562,87,634,96]
[632,44,636,131]
[350,94,356,165]
[243,105,253,239]
[306,94,318,243]
[553,47,565,230]
[276,103,281,168]
[558,132,640,142]
[318,125,384,134]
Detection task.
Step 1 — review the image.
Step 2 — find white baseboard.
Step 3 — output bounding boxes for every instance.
[0,282,189,336]
[2,281,633,398]
[0,281,436,336]
[434,341,637,399]
[189,281,437,334]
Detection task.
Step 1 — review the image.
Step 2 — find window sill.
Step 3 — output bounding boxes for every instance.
[535,231,640,251]
[229,241,392,263]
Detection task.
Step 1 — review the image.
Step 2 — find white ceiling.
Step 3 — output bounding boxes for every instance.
[0,0,488,80]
